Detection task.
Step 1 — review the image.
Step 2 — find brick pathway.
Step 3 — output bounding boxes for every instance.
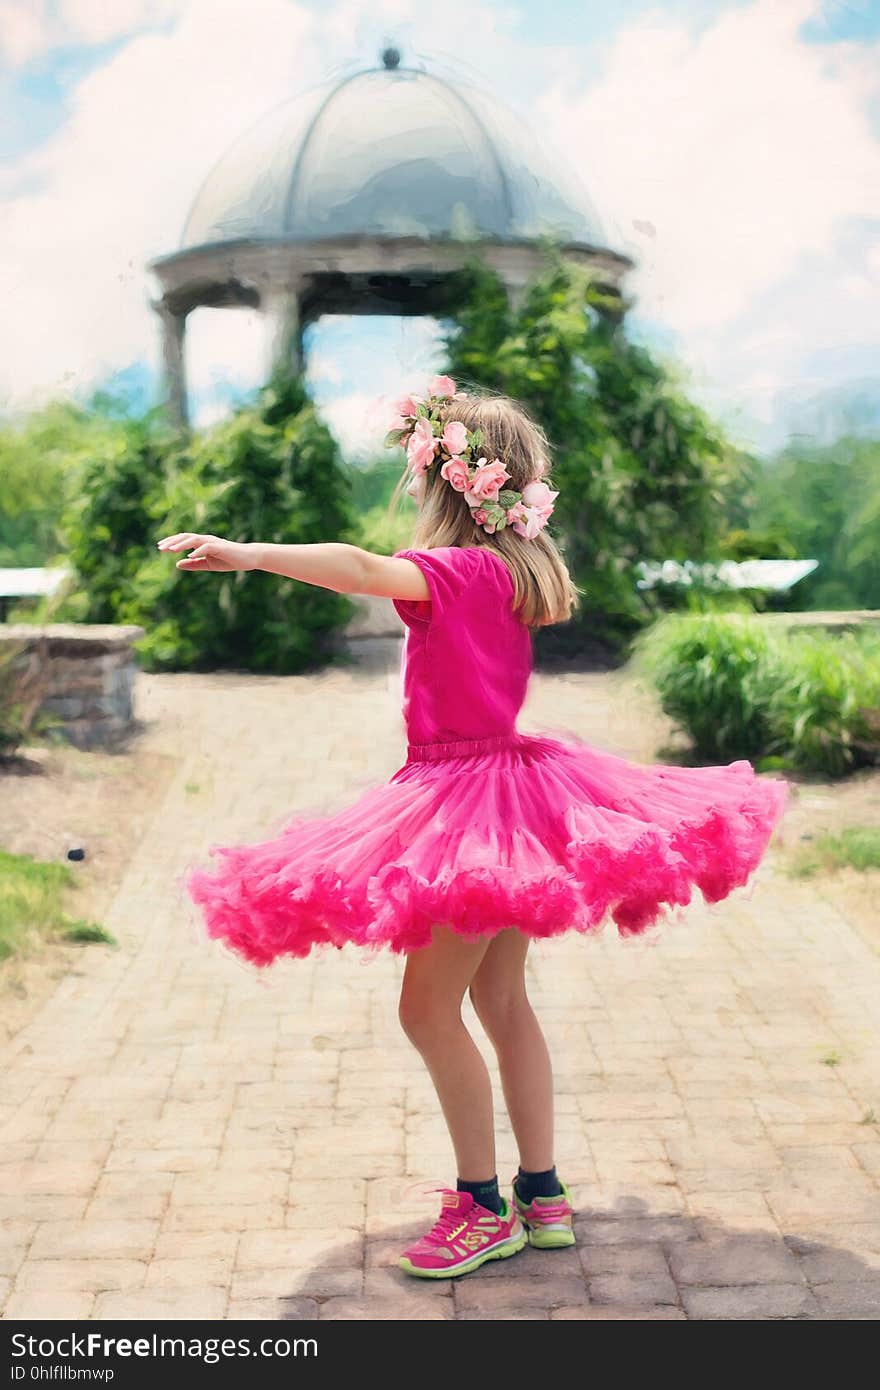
[2,642,879,1320]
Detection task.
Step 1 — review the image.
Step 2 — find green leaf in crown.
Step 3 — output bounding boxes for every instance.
[384,428,408,449]
[498,490,521,507]
[468,428,483,451]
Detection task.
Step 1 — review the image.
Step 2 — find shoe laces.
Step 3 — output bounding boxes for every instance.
[411,1186,476,1249]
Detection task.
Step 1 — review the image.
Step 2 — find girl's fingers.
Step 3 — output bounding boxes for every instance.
[157,533,204,550]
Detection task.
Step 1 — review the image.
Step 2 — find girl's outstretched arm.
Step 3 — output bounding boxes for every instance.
[155,533,429,602]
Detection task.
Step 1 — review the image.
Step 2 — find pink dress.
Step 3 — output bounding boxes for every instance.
[182,544,789,964]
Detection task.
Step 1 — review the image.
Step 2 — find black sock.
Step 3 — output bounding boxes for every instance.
[515,1165,562,1203]
[457,1175,502,1214]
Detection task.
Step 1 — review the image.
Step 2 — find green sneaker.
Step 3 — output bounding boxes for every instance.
[511,1176,576,1248]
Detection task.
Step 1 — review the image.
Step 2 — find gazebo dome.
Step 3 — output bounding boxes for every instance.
[181,63,607,252]
[148,52,633,429]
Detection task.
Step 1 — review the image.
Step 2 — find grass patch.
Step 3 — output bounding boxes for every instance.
[60,920,117,947]
[819,1050,842,1068]
[790,826,880,878]
[0,848,112,960]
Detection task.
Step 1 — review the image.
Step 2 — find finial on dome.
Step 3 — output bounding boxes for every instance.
[381,46,401,69]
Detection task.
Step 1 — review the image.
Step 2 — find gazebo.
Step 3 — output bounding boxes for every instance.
[147,47,634,428]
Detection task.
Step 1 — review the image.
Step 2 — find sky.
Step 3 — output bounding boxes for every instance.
[1,0,879,459]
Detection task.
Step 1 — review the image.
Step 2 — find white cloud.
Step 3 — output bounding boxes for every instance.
[0,0,184,67]
[307,315,447,456]
[538,0,880,448]
[184,306,268,396]
[2,0,879,457]
[0,0,317,413]
[317,391,386,458]
[541,0,880,329]
[59,0,183,48]
[306,351,344,387]
[0,3,51,67]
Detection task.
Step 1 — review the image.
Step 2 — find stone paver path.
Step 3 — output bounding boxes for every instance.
[2,643,879,1320]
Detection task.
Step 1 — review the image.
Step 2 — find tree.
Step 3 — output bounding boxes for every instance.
[0,399,128,568]
[747,435,880,610]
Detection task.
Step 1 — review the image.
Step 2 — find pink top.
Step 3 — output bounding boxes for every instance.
[392,545,532,752]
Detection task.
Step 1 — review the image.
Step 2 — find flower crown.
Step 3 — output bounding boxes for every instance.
[383,375,558,539]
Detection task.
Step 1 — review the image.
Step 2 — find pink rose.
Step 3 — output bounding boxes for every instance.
[471,507,495,533]
[467,457,511,503]
[522,479,558,518]
[440,456,470,492]
[406,417,438,474]
[505,500,528,525]
[511,505,546,540]
[395,394,421,418]
[441,420,468,456]
[427,375,456,399]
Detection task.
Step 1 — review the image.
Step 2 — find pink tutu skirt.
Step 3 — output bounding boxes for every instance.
[181,731,790,965]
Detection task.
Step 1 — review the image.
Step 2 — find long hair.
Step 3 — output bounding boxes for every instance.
[389,388,580,628]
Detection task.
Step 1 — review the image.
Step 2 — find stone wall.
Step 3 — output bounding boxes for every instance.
[0,624,145,749]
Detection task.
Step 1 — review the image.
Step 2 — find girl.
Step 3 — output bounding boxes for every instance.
[158,377,789,1280]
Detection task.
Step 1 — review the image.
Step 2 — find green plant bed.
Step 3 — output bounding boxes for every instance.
[0,849,112,960]
[631,613,880,776]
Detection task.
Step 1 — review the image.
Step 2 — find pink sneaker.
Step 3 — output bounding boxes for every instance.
[511,1176,576,1248]
[398,1188,527,1279]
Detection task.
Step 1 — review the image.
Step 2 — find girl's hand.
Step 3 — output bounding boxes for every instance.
[156,533,257,573]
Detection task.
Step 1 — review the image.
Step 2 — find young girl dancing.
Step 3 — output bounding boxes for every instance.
[158,377,789,1280]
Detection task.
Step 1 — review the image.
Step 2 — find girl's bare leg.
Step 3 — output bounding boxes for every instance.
[468,929,554,1173]
[398,925,494,1181]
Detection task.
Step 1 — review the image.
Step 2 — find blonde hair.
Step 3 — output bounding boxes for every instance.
[389,388,580,629]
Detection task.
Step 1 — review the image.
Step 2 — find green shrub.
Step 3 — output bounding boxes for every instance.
[58,371,357,673]
[355,502,413,557]
[58,409,173,626]
[632,612,777,760]
[762,627,880,777]
[632,613,880,775]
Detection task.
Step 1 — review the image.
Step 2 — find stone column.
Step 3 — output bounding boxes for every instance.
[502,276,531,314]
[152,298,189,429]
[262,283,303,381]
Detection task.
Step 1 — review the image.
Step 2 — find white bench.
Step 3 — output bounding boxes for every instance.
[0,567,71,621]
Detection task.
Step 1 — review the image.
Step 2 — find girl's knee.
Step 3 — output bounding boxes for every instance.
[468,977,530,1032]
[398,981,459,1047]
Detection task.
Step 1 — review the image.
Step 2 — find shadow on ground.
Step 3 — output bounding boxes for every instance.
[229,1197,880,1321]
